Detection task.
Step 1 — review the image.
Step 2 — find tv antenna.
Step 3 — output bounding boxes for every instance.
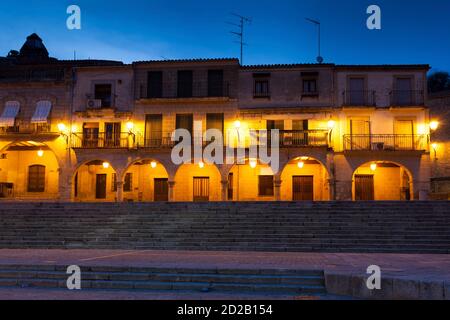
[305,18,323,63]
[228,13,252,64]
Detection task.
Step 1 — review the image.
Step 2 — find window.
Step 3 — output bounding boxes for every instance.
[124,173,133,192]
[208,70,224,97]
[254,80,270,97]
[266,120,284,130]
[258,175,274,196]
[147,71,163,98]
[302,79,317,94]
[94,84,112,108]
[177,70,193,98]
[253,73,270,98]
[145,114,163,147]
[28,165,45,192]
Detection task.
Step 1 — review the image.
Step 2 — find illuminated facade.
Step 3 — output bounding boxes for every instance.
[0,34,435,202]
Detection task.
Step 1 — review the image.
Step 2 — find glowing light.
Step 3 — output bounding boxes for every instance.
[57,123,66,132]
[249,160,257,169]
[71,124,78,133]
[370,163,377,171]
[430,121,439,131]
[234,120,241,129]
[150,161,157,169]
[327,120,336,129]
[198,161,205,169]
[102,162,110,169]
[300,157,309,161]
[417,124,426,135]
[431,143,438,150]
[37,149,44,157]
[126,122,134,131]
[297,161,305,169]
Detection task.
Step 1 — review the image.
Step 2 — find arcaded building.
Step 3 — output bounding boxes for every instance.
[0,34,435,202]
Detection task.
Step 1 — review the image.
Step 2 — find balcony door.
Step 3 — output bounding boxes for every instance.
[394,120,414,150]
[348,77,365,105]
[104,122,121,147]
[355,175,374,201]
[292,120,309,146]
[292,176,314,201]
[82,123,99,148]
[394,78,413,105]
[145,114,163,147]
[349,119,371,150]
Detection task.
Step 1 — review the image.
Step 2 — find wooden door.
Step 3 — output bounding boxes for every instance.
[96,174,107,199]
[193,177,210,202]
[292,176,314,201]
[355,175,374,201]
[154,178,168,202]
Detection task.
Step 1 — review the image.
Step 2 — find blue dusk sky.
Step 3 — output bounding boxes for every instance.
[0,0,449,72]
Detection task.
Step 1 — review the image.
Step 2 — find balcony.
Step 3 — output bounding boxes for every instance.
[342,90,376,106]
[257,130,329,148]
[139,82,231,100]
[71,132,134,149]
[138,132,175,149]
[343,134,428,151]
[390,90,424,106]
[0,122,56,138]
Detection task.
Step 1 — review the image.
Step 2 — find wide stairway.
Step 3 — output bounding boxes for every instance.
[0,202,449,253]
[0,265,325,295]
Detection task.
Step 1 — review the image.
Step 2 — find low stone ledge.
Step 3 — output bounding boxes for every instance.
[325,272,447,300]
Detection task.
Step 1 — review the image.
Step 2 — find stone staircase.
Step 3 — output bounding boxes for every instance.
[0,202,449,253]
[0,264,326,295]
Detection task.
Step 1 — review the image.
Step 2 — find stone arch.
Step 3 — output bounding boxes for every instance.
[280,155,332,201]
[352,160,414,201]
[173,162,222,202]
[121,158,170,202]
[72,159,119,202]
[0,141,60,199]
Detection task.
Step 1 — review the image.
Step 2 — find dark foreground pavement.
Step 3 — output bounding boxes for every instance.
[0,249,449,299]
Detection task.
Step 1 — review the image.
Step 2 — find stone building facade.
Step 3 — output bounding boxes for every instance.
[0,34,435,202]
[428,90,450,198]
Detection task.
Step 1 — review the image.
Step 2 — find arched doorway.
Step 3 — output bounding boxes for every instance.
[228,159,277,201]
[352,161,413,201]
[73,160,117,202]
[174,162,221,202]
[0,141,59,200]
[280,156,330,201]
[122,159,169,202]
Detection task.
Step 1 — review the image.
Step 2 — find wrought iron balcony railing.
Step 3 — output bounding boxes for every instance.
[343,134,428,151]
[342,90,376,106]
[139,82,231,99]
[0,122,52,135]
[71,132,135,149]
[389,90,424,106]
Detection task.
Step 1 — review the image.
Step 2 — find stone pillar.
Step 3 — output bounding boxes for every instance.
[58,167,72,202]
[335,180,352,201]
[274,179,282,201]
[168,181,176,202]
[328,178,336,201]
[116,181,124,202]
[221,180,228,201]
